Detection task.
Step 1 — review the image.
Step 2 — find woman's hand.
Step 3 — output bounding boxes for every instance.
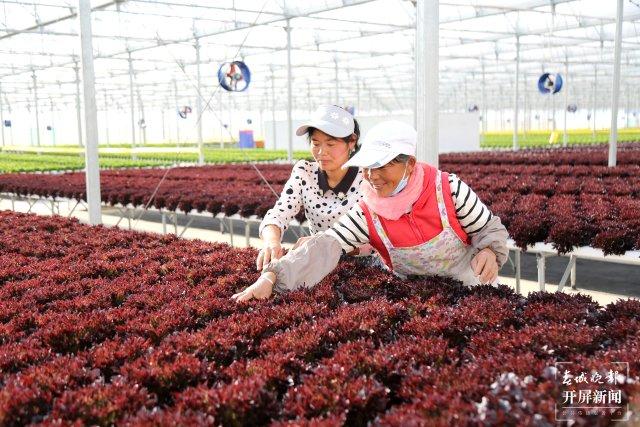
[231,272,275,302]
[471,248,499,284]
[256,240,283,270]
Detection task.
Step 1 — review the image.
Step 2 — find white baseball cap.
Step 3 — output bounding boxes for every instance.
[296,105,355,138]
[342,120,416,169]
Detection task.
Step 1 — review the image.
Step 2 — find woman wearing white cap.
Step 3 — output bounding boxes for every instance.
[234,120,509,302]
[256,105,364,270]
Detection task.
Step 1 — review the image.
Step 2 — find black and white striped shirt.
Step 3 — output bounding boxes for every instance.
[326,174,493,252]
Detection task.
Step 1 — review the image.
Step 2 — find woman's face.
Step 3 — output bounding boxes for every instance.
[310,129,356,173]
[363,157,416,198]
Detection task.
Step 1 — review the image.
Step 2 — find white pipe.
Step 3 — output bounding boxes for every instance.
[32,71,41,147]
[524,73,529,135]
[563,57,568,147]
[513,35,520,151]
[552,85,556,132]
[608,0,624,167]
[173,78,180,144]
[136,89,147,145]
[74,62,83,147]
[161,107,165,141]
[356,78,361,115]
[104,89,110,146]
[334,59,339,105]
[270,70,276,150]
[195,37,204,165]
[78,0,102,225]
[625,83,630,129]
[499,85,504,131]
[463,76,468,113]
[0,81,4,147]
[286,18,293,162]
[127,51,136,157]
[49,97,56,146]
[481,60,486,138]
[412,44,417,127]
[637,88,640,128]
[592,65,597,139]
[415,0,439,167]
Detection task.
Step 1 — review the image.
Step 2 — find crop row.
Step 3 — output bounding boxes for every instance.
[0,145,639,253]
[0,211,638,425]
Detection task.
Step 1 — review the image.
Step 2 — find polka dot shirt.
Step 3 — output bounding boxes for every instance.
[259,159,364,237]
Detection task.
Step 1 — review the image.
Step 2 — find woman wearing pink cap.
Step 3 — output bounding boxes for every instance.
[235,121,509,302]
[256,105,365,270]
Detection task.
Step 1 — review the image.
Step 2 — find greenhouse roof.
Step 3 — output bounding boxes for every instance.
[0,0,639,112]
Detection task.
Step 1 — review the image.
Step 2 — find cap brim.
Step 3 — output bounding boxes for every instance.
[342,150,399,169]
[295,120,351,138]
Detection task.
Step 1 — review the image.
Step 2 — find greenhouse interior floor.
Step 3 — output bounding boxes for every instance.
[1,197,637,307]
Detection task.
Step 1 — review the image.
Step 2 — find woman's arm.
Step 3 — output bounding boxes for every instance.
[256,225,283,269]
[258,160,306,239]
[264,233,344,293]
[256,161,306,269]
[232,204,371,302]
[268,204,371,292]
[232,233,344,302]
[449,174,509,267]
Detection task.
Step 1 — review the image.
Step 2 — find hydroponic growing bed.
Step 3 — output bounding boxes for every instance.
[0,211,638,425]
[1,145,639,255]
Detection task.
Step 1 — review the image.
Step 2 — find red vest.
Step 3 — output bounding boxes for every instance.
[360,163,469,270]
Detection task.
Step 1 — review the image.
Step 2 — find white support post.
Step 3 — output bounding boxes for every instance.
[32,71,41,147]
[463,77,467,113]
[78,0,102,225]
[270,70,277,150]
[286,19,293,162]
[334,58,339,105]
[227,98,232,144]
[537,253,546,292]
[356,78,361,115]
[218,90,224,148]
[127,51,137,158]
[49,97,56,146]
[161,106,166,141]
[513,35,520,151]
[608,0,624,168]
[515,250,521,295]
[415,0,439,167]
[74,61,83,147]
[173,79,180,144]
[592,65,598,140]
[0,81,5,147]
[625,83,630,129]
[552,88,556,132]
[636,88,640,128]
[412,43,417,127]
[524,73,529,135]
[195,37,205,165]
[481,60,486,141]
[563,57,569,147]
[499,85,504,131]
[104,89,110,146]
[136,89,147,145]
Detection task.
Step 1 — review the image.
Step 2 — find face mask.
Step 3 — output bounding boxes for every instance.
[390,164,409,196]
